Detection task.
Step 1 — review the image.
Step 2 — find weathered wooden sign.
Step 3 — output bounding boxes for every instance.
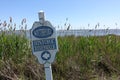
[30,11,58,80]
[31,21,58,64]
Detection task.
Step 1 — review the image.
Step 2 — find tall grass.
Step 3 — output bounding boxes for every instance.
[0,32,120,80]
[0,18,120,80]
[0,18,45,80]
[53,35,120,80]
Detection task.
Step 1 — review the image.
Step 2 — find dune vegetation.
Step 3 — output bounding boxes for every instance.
[0,18,120,80]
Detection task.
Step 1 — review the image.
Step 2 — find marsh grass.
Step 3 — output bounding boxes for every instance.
[0,32,120,80]
[0,18,45,80]
[54,35,120,80]
[0,18,120,80]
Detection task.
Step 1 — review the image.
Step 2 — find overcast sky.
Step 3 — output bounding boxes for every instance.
[0,0,120,30]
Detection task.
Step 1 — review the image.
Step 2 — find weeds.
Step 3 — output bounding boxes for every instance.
[55,35,120,80]
[0,18,120,80]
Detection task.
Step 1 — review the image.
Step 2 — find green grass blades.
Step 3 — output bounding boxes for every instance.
[0,33,120,80]
[0,33,30,63]
[55,35,120,80]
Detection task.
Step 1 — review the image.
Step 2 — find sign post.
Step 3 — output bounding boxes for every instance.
[44,63,53,80]
[30,11,58,80]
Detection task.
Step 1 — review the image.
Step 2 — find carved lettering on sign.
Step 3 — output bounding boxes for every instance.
[32,26,53,38]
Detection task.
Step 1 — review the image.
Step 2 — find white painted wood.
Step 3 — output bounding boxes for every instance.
[44,63,53,80]
[30,11,58,64]
[30,11,58,80]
